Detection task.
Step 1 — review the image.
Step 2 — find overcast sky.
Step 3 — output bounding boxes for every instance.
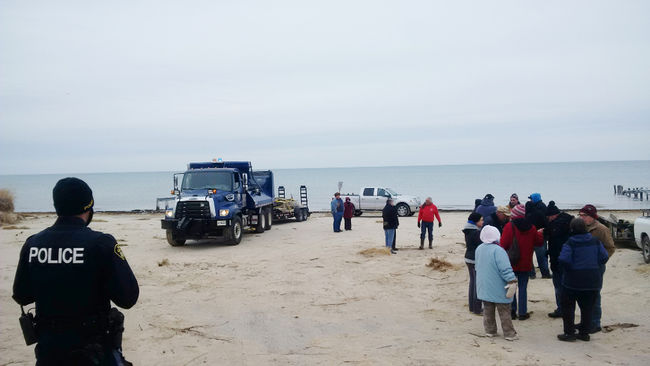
[1,0,649,175]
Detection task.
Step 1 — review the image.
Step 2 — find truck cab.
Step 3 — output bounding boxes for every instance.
[161,161,274,246]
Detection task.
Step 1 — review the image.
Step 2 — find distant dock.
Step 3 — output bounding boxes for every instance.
[614,185,649,201]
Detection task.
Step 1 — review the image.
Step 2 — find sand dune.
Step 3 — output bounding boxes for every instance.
[1,211,648,365]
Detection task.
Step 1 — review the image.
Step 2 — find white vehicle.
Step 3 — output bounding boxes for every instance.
[634,210,650,264]
[342,187,421,217]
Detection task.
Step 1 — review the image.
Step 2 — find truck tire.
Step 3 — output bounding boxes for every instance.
[264,207,272,230]
[166,230,186,247]
[643,235,650,264]
[255,210,266,233]
[226,216,243,245]
[295,208,303,222]
[396,203,410,217]
[302,208,309,221]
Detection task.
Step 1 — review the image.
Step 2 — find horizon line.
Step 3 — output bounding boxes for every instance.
[1,158,649,177]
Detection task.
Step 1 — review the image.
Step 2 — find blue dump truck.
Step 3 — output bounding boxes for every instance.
[161,161,274,246]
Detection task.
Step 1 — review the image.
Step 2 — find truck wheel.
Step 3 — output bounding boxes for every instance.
[643,235,650,264]
[302,208,309,221]
[264,207,272,230]
[226,217,243,245]
[396,203,410,217]
[255,211,266,233]
[166,230,186,247]
[295,208,303,222]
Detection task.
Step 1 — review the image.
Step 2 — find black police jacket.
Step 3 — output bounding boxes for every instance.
[12,217,139,324]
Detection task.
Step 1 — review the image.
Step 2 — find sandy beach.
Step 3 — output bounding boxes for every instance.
[1,211,648,366]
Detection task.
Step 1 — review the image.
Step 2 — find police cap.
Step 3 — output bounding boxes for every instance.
[53,177,94,216]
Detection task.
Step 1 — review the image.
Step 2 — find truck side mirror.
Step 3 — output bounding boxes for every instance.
[243,173,248,190]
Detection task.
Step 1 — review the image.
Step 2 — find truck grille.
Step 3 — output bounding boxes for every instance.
[176,201,211,219]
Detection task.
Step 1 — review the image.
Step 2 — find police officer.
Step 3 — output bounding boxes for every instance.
[12,177,139,365]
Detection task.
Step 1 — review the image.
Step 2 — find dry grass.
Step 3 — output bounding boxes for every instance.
[2,225,29,230]
[359,248,391,257]
[158,258,170,267]
[0,189,14,212]
[0,212,21,225]
[426,257,455,272]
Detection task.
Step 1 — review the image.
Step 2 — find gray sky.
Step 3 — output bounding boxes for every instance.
[1,0,649,174]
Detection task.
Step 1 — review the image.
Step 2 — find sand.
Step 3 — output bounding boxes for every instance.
[1,211,648,365]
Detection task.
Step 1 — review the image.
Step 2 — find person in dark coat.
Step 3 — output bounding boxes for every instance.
[463,212,484,315]
[483,206,510,233]
[557,218,608,342]
[343,197,355,231]
[12,178,139,365]
[544,201,573,318]
[382,198,399,254]
[526,193,551,279]
[473,199,483,213]
[475,194,496,219]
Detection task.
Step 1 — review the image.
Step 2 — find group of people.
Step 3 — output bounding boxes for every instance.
[330,193,443,255]
[464,193,615,342]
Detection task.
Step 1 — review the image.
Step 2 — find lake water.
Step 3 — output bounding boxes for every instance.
[1,161,649,212]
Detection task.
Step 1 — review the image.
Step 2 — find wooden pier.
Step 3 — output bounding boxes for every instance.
[614,185,650,201]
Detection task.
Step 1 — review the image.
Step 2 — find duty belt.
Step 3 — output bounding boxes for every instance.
[36,314,107,332]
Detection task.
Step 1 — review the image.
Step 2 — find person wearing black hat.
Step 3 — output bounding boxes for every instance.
[543,201,574,318]
[463,212,484,315]
[12,177,139,365]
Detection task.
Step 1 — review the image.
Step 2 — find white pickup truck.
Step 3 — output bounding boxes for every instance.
[634,210,650,263]
[342,187,421,217]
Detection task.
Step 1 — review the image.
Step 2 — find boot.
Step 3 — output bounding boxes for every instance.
[428,238,433,249]
[419,238,424,250]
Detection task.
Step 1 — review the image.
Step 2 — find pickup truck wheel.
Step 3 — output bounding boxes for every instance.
[166,230,186,247]
[226,217,243,245]
[264,207,272,230]
[642,235,650,264]
[396,203,410,217]
[255,211,266,233]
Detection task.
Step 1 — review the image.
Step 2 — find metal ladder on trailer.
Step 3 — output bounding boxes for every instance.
[300,185,308,210]
[278,186,285,199]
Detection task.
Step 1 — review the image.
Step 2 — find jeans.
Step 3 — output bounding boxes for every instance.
[552,266,563,313]
[466,263,482,314]
[562,288,598,336]
[420,221,434,241]
[511,271,530,316]
[530,241,551,277]
[384,229,395,248]
[592,264,606,329]
[344,217,352,230]
[332,212,343,232]
[483,301,517,338]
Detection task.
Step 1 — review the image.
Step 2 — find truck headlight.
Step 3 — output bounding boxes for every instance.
[219,209,230,217]
[165,209,174,218]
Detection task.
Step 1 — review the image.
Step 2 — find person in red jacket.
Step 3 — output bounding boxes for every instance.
[417,197,442,250]
[343,197,355,231]
[500,204,543,320]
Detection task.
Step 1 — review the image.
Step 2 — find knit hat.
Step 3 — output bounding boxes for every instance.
[510,204,526,219]
[496,206,511,216]
[528,193,542,203]
[546,200,560,216]
[468,212,482,224]
[480,225,501,244]
[484,193,494,200]
[579,204,598,219]
[345,197,351,202]
[53,177,94,216]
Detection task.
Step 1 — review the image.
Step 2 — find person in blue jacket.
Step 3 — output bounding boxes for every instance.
[475,225,518,340]
[330,192,344,232]
[557,218,609,342]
